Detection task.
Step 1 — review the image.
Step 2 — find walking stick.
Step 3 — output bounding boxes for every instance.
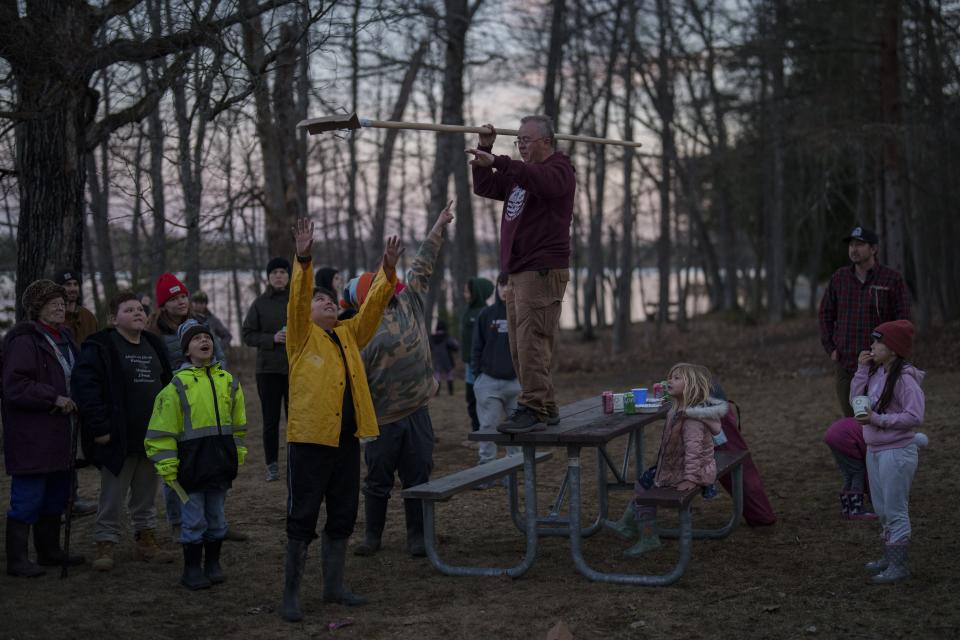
[297,113,643,148]
[61,413,79,578]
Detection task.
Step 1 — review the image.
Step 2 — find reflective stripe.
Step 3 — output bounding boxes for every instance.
[172,378,193,431]
[233,436,245,448]
[148,450,178,462]
[145,429,179,441]
[180,424,235,442]
[229,377,239,408]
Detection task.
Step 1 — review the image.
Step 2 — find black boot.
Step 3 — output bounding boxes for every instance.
[203,538,225,584]
[5,517,45,577]
[322,532,367,606]
[281,538,309,622]
[353,495,387,557]
[180,542,211,590]
[404,498,427,558]
[447,380,454,395]
[34,514,84,566]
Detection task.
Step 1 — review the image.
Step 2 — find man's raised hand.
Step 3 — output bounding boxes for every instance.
[479,123,497,147]
[432,200,455,234]
[291,218,314,258]
[383,235,404,271]
[466,148,495,168]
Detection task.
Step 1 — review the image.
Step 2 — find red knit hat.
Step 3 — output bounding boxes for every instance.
[871,319,915,359]
[155,273,189,308]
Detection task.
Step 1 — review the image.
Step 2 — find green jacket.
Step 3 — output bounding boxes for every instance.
[144,362,247,493]
[459,277,494,365]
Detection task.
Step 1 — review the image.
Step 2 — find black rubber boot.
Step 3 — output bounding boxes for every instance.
[34,514,84,566]
[322,532,368,606]
[203,538,225,584]
[404,498,427,558]
[280,538,309,622]
[5,517,45,577]
[180,542,212,590]
[353,495,387,557]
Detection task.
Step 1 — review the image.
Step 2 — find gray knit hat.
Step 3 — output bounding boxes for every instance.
[177,318,213,354]
[21,279,66,321]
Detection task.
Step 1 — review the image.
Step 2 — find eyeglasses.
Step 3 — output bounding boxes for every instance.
[45,301,66,309]
[513,137,547,147]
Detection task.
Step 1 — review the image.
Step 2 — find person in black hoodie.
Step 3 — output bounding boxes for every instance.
[72,291,176,571]
[459,277,494,431]
[471,274,522,470]
[242,257,291,482]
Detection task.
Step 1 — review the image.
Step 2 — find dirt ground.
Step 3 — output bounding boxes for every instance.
[2,316,959,639]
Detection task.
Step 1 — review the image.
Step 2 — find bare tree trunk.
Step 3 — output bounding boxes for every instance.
[346,0,362,276]
[371,40,428,258]
[654,0,674,334]
[765,0,786,322]
[542,0,567,121]
[613,0,638,351]
[878,0,906,275]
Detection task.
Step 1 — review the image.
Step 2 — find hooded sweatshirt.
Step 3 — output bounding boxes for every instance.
[654,397,727,488]
[850,362,925,451]
[471,288,516,381]
[459,277,494,365]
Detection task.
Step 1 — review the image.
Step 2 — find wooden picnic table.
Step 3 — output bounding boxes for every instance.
[460,396,745,586]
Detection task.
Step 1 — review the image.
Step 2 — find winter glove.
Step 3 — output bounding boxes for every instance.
[237,446,247,466]
[155,457,179,484]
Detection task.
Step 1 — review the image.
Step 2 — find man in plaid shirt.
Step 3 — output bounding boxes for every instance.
[818,225,911,416]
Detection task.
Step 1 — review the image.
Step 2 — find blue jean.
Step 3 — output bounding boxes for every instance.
[179,489,227,544]
[7,471,71,524]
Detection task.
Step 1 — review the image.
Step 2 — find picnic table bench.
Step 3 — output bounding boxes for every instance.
[401,451,553,578]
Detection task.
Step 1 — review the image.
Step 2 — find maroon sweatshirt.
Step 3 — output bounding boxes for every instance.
[472,146,576,274]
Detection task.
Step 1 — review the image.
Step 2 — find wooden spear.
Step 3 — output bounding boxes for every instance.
[297,112,642,148]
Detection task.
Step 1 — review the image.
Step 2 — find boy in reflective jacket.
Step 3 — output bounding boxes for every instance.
[144,319,246,590]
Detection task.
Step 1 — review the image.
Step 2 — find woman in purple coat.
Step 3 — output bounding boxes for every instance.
[3,280,86,577]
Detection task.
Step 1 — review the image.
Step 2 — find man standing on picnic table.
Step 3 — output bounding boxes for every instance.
[467,115,576,433]
[818,225,911,416]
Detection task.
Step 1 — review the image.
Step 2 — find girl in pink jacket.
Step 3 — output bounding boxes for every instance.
[853,319,925,584]
[604,363,727,557]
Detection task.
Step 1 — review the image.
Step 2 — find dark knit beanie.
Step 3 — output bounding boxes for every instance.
[314,266,339,290]
[266,257,292,276]
[21,279,67,321]
[871,320,915,359]
[177,319,213,354]
[52,267,82,286]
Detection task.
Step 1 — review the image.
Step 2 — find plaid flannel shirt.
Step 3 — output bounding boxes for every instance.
[818,263,911,373]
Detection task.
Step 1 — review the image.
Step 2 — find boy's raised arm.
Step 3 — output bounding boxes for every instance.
[287,219,315,355]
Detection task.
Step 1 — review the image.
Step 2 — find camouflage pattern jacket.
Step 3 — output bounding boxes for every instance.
[361,228,442,424]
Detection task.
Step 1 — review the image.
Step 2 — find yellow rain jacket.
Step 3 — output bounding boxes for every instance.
[144,362,247,493]
[286,258,395,447]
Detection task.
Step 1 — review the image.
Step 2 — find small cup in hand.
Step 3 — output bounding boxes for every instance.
[851,395,871,418]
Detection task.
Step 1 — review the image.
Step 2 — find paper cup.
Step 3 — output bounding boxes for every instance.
[851,395,871,418]
[632,388,648,405]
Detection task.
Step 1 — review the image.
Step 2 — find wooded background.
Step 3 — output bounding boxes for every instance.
[1,0,958,341]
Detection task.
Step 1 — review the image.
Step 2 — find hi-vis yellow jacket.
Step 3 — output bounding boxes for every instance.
[144,362,247,493]
[285,258,395,447]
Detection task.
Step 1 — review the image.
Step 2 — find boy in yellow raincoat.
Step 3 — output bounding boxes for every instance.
[144,319,246,590]
[280,218,403,622]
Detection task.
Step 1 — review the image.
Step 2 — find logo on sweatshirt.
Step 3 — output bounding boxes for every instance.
[505,187,527,221]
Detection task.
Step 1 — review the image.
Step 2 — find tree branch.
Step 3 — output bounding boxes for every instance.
[90,0,144,28]
[88,0,302,71]
[84,51,191,150]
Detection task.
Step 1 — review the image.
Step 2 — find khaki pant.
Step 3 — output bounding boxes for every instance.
[503,269,569,418]
[95,455,159,543]
[835,362,854,418]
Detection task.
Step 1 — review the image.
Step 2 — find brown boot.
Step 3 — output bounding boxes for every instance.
[92,541,115,571]
[136,529,175,564]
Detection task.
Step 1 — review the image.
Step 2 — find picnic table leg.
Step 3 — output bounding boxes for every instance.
[656,463,745,541]
[506,452,603,539]
[421,446,539,578]
[568,444,692,586]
